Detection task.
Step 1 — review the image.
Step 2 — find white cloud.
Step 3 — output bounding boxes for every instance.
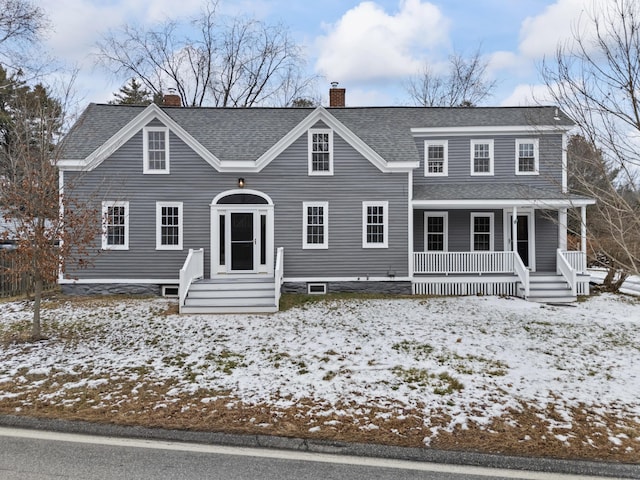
[315,0,449,82]
[518,0,615,60]
[500,83,556,106]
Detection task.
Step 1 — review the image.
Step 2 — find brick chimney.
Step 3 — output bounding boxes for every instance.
[163,89,181,107]
[329,82,345,107]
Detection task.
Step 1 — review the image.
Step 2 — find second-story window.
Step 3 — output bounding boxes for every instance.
[516,138,539,175]
[425,140,448,176]
[143,127,170,174]
[471,139,494,176]
[308,129,333,175]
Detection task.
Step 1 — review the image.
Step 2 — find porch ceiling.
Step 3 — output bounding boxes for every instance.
[412,183,595,209]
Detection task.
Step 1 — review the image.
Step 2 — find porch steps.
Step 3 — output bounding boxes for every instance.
[522,274,577,303]
[181,277,278,314]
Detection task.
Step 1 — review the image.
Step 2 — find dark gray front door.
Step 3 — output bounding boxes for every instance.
[515,215,529,267]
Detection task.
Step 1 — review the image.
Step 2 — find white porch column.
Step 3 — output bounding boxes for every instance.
[558,208,567,251]
[581,205,587,254]
[511,206,518,252]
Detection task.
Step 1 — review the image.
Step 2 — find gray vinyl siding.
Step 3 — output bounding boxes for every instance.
[414,134,563,190]
[414,210,504,252]
[65,124,409,280]
[535,210,558,272]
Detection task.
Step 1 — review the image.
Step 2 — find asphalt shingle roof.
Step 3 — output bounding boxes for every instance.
[59,104,574,165]
[413,183,590,202]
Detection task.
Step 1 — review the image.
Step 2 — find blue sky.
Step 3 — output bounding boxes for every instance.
[37,0,599,108]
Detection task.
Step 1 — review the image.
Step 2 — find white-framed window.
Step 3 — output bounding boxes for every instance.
[143,126,170,174]
[515,138,539,175]
[308,129,333,175]
[470,139,494,176]
[424,140,448,176]
[470,213,494,251]
[303,201,328,249]
[102,201,129,250]
[424,212,448,252]
[156,202,183,250]
[362,201,388,248]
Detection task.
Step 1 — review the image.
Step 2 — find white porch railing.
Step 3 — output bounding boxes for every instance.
[557,249,577,296]
[179,248,204,310]
[561,250,587,273]
[413,251,514,274]
[513,252,530,298]
[274,247,284,308]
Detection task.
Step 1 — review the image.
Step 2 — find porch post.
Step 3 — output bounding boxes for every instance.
[511,206,518,252]
[558,208,567,250]
[581,205,587,254]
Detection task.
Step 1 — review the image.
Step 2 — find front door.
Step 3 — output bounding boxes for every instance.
[506,211,535,270]
[230,212,255,271]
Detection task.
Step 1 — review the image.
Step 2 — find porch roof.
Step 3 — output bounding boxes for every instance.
[412,183,595,209]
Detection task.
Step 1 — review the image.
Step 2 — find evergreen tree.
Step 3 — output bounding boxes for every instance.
[109,78,152,105]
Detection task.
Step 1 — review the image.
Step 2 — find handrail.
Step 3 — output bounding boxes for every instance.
[561,250,586,273]
[274,247,284,309]
[513,252,530,298]
[179,248,204,310]
[557,249,577,296]
[413,251,514,274]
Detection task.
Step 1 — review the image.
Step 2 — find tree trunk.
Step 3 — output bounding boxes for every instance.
[32,277,43,340]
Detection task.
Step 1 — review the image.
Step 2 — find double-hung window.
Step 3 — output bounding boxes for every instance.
[102,201,129,250]
[470,213,494,251]
[303,202,328,249]
[156,202,183,250]
[424,140,448,176]
[516,138,539,175]
[362,201,388,248]
[143,126,170,174]
[470,139,494,175]
[424,212,448,252]
[308,129,333,175]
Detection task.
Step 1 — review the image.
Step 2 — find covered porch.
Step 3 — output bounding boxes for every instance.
[410,184,595,301]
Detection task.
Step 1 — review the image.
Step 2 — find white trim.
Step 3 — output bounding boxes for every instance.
[470,212,495,251]
[424,212,448,252]
[558,208,567,251]
[562,132,568,193]
[362,201,389,248]
[308,128,333,176]
[101,201,129,250]
[303,201,328,249]
[156,201,183,250]
[424,140,448,177]
[58,278,177,284]
[412,198,595,209]
[143,126,170,174]
[411,125,574,135]
[503,209,536,271]
[515,138,539,175]
[58,171,65,281]
[284,276,411,282]
[211,189,274,206]
[470,139,494,176]
[407,170,414,278]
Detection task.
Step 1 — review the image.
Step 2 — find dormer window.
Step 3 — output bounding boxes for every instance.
[143,126,170,174]
[308,129,333,175]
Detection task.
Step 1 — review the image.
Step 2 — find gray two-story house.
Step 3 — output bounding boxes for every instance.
[58,86,594,313]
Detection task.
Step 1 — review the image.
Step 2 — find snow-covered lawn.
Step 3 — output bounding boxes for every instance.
[0,293,639,460]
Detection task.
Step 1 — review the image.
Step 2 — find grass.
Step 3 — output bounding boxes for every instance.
[278,292,405,311]
[391,366,464,395]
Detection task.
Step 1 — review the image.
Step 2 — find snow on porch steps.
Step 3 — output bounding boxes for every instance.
[181,277,278,314]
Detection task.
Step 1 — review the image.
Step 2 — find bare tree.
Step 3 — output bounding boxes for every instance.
[0,76,99,339]
[406,48,496,107]
[0,0,47,69]
[96,1,316,107]
[542,0,640,278]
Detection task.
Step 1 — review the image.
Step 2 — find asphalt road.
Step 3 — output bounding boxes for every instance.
[0,427,634,480]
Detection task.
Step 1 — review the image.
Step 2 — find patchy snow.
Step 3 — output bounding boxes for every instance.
[0,293,639,447]
[589,268,640,296]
